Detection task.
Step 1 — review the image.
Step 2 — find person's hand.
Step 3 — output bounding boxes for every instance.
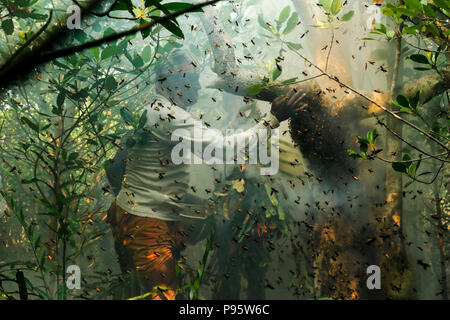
[271,89,306,122]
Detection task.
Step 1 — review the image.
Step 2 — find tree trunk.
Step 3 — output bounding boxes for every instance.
[377,31,416,298]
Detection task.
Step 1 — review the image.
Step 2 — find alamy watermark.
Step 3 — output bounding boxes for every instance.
[366,265,381,290]
[67,5,81,30]
[170,121,280,176]
[66,265,81,290]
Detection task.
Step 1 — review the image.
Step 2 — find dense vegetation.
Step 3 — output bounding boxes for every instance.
[0,0,448,300]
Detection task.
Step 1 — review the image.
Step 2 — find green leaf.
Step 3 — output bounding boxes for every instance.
[91,47,100,60]
[409,90,421,109]
[141,27,151,39]
[340,10,354,21]
[283,12,299,35]
[392,154,413,175]
[197,267,203,280]
[367,130,374,143]
[409,54,429,64]
[68,152,79,161]
[286,42,302,51]
[2,19,14,35]
[373,23,387,34]
[358,137,370,145]
[163,2,204,13]
[101,46,117,60]
[413,67,432,71]
[360,143,368,153]
[432,0,450,10]
[407,160,421,176]
[73,30,87,43]
[357,137,369,153]
[281,77,298,85]
[264,183,279,206]
[258,14,272,32]
[104,76,117,91]
[120,107,134,124]
[15,0,39,7]
[270,65,282,81]
[402,153,412,164]
[52,60,69,70]
[393,94,410,109]
[56,93,65,107]
[348,149,363,159]
[319,0,333,12]
[112,0,134,15]
[397,107,413,114]
[92,21,101,32]
[423,4,437,17]
[404,0,422,11]
[392,162,408,173]
[138,110,148,130]
[20,117,39,132]
[330,0,342,15]
[426,22,440,37]
[246,84,264,95]
[142,46,152,62]
[386,30,395,38]
[367,129,379,143]
[146,0,171,16]
[28,12,48,20]
[160,19,184,39]
[103,27,116,38]
[132,53,144,69]
[417,171,432,177]
[373,149,383,155]
[278,205,286,221]
[116,39,128,55]
[402,26,419,35]
[278,6,291,24]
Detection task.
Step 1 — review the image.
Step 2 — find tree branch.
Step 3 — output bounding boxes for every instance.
[0,0,221,87]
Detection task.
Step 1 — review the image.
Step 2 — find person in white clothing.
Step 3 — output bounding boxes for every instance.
[106,50,304,299]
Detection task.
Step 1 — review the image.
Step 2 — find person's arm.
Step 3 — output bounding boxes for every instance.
[105,132,133,196]
[145,100,278,153]
[143,91,302,162]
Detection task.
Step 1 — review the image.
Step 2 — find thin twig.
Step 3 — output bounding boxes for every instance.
[375,115,450,163]
[404,37,450,53]
[375,152,448,164]
[325,29,334,73]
